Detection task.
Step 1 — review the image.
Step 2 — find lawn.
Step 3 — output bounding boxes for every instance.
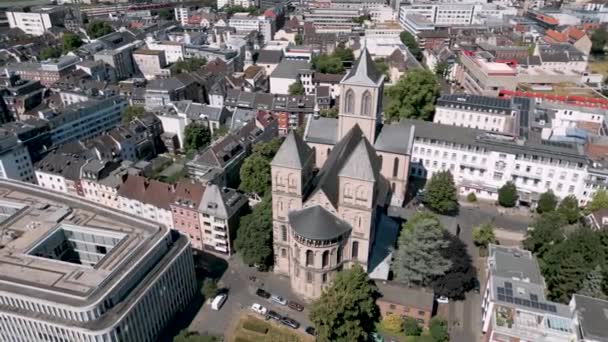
[230,314,313,342]
[589,59,608,76]
[374,323,435,342]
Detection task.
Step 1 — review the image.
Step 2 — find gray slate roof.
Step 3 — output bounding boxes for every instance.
[304,116,338,145]
[341,48,383,87]
[288,205,352,240]
[199,184,247,219]
[374,123,414,155]
[338,138,379,181]
[270,60,311,79]
[257,49,283,64]
[271,131,313,169]
[437,94,514,114]
[572,294,608,342]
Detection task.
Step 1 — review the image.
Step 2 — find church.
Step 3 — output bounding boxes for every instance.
[270,48,412,299]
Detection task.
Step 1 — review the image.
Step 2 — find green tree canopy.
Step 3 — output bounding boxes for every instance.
[319,107,338,118]
[184,122,211,153]
[121,105,145,124]
[312,54,344,74]
[399,31,421,60]
[578,265,606,299]
[428,317,450,342]
[309,265,379,342]
[39,47,61,60]
[171,57,207,74]
[434,61,449,77]
[239,137,283,196]
[295,33,303,45]
[431,233,476,299]
[86,20,114,39]
[158,9,174,20]
[523,211,567,260]
[234,196,273,268]
[591,29,608,55]
[472,222,496,248]
[557,195,580,224]
[332,45,355,62]
[392,213,451,286]
[61,33,83,53]
[174,330,221,342]
[498,181,517,207]
[374,58,390,82]
[288,81,305,95]
[200,278,218,300]
[537,190,558,214]
[423,170,458,215]
[403,317,422,336]
[586,189,608,213]
[384,69,440,122]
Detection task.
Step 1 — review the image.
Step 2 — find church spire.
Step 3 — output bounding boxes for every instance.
[341,47,383,87]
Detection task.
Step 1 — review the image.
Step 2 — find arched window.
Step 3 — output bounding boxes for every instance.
[345,89,354,113]
[391,182,396,193]
[361,91,372,116]
[357,216,362,228]
[281,225,287,241]
[352,241,359,259]
[306,250,314,266]
[336,246,342,263]
[393,157,399,177]
[322,251,329,268]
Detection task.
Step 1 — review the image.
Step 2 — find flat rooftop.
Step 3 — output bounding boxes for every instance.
[0,180,170,307]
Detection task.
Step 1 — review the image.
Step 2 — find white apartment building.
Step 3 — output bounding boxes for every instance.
[117,175,175,230]
[433,94,519,134]
[0,180,197,342]
[398,2,514,29]
[228,14,274,44]
[404,119,591,205]
[0,131,35,183]
[218,0,255,8]
[174,6,190,25]
[146,40,185,64]
[133,49,170,80]
[6,7,65,36]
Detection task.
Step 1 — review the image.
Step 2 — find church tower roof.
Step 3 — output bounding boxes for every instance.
[271,131,313,169]
[341,48,383,87]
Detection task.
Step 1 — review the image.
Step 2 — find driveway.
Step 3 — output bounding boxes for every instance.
[188,257,314,337]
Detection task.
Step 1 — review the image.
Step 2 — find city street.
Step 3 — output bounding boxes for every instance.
[188,257,314,338]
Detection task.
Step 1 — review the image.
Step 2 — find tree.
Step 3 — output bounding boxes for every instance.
[39,47,61,60]
[384,69,440,122]
[537,190,557,213]
[392,213,451,286]
[201,278,218,300]
[312,54,344,73]
[332,45,355,63]
[400,31,421,60]
[523,211,567,260]
[184,122,211,153]
[557,195,580,224]
[239,154,272,196]
[234,196,273,268]
[86,20,114,39]
[295,33,303,45]
[252,137,283,159]
[423,170,458,215]
[381,313,403,333]
[373,58,390,82]
[472,223,496,249]
[591,29,608,55]
[121,105,145,123]
[579,265,606,299]
[431,234,476,299]
[467,192,477,202]
[174,330,221,342]
[586,189,608,213]
[434,61,449,77]
[428,317,449,342]
[352,14,371,24]
[60,33,83,53]
[171,57,207,74]
[158,9,174,20]
[319,107,338,118]
[498,181,517,208]
[309,265,379,342]
[288,81,305,95]
[402,317,422,336]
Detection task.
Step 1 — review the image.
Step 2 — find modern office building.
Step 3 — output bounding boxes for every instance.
[0,179,197,342]
[0,129,35,183]
[6,6,66,36]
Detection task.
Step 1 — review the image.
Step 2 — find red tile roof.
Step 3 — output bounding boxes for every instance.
[173,180,205,209]
[117,175,176,210]
[544,29,568,43]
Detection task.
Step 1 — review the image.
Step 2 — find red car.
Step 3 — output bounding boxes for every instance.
[287,301,304,312]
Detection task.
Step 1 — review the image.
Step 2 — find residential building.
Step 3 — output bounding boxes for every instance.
[0,73,43,120]
[0,179,196,342]
[35,151,88,196]
[256,49,284,76]
[146,41,185,64]
[375,282,435,327]
[199,184,248,255]
[6,55,80,86]
[570,294,608,342]
[273,49,409,299]
[174,6,190,25]
[6,6,66,36]
[2,118,52,163]
[269,60,312,95]
[228,13,274,44]
[94,41,142,81]
[481,245,574,342]
[117,174,176,229]
[133,49,170,80]
[170,180,206,250]
[81,162,135,210]
[0,129,35,183]
[145,74,204,109]
[584,208,608,230]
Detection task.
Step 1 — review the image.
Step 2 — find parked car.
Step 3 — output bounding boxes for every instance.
[305,326,316,336]
[280,317,300,329]
[251,303,267,315]
[256,288,270,299]
[266,310,282,321]
[270,294,288,306]
[472,278,480,293]
[369,332,383,342]
[436,296,449,304]
[287,301,304,312]
[211,294,227,311]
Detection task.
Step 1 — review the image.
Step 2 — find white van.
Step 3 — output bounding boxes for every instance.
[211,294,227,311]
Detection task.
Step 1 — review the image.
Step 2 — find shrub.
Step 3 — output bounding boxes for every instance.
[498,182,517,208]
[381,313,403,333]
[467,192,477,202]
[242,319,269,334]
[403,317,422,336]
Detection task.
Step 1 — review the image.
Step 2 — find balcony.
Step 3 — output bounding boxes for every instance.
[490,306,571,342]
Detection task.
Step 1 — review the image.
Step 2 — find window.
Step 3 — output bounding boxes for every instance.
[322,251,329,268]
[281,225,287,241]
[344,89,354,113]
[281,248,287,257]
[306,271,313,283]
[392,158,399,177]
[322,273,327,283]
[306,250,314,266]
[352,241,359,259]
[361,91,372,116]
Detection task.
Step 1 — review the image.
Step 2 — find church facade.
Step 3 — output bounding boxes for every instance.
[270,48,412,299]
